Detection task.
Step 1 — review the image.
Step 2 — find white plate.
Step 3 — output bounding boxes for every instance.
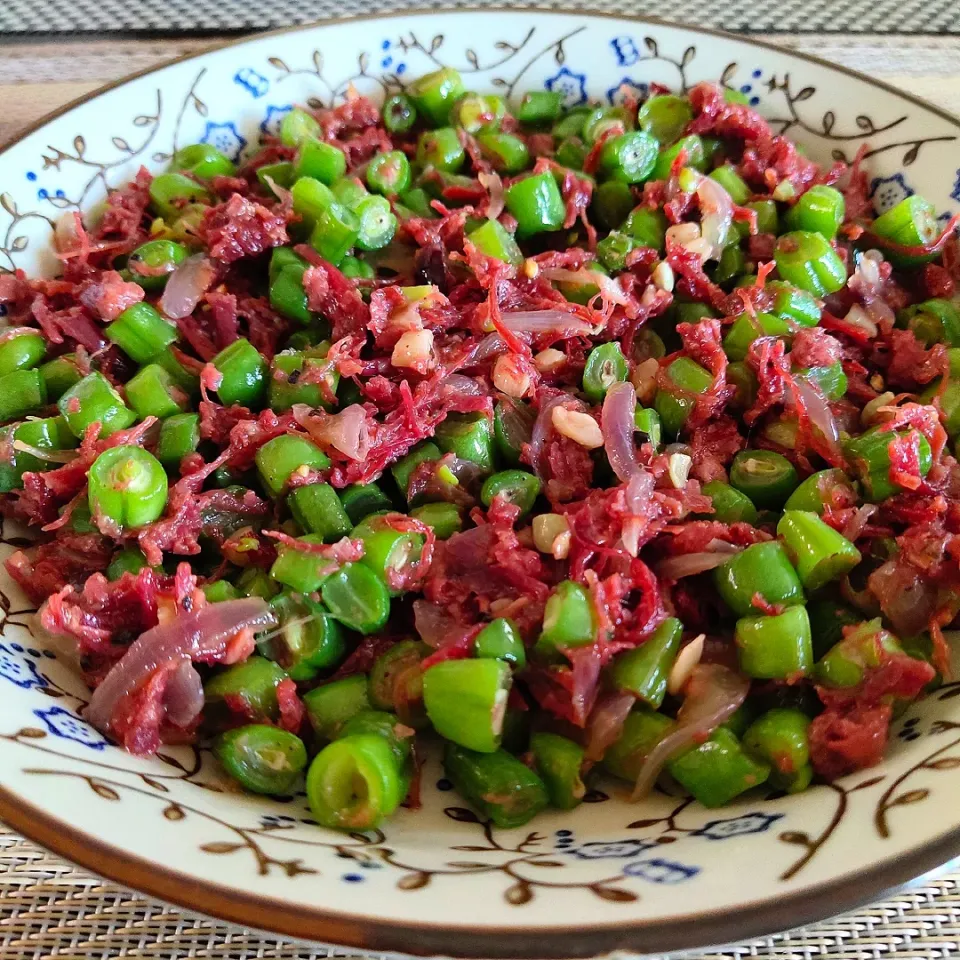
[2,11,960,957]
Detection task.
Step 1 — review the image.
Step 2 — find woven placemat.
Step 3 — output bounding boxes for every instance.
[0,0,958,35]
[2,823,960,959]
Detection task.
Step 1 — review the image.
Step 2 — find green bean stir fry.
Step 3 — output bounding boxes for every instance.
[5,65,959,832]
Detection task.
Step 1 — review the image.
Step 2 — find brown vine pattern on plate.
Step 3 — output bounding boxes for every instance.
[3,729,640,903]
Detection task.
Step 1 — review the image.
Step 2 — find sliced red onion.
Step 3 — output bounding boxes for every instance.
[865,297,896,334]
[85,597,278,735]
[569,648,603,727]
[540,268,630,307]
[848,252,883,297]
[501,309,595,338]
[11,439,78,463]
[658,548,742,580]
[792,376,840,455]
[468,333,509,366]
[841,574,882,616]
[438,524,493,577]
[528,392,572,477]
[842,304,879,339]
[495,394,535,456]
[868,560,937,637]
[160,254,217,320]
[624,470,655,514]
[440,373,486,397]
[631,663,749,800]
[602,381,640,482]
[296,404,373,461]
[163,660,205,728]
[694,174,733,260]
[478,171,504,220]
[413,600,473,650]
[842,503,878,541]
[621,470,656,557]
[406,455,481,507]
[585,691,635,762]
[262,175,292,206]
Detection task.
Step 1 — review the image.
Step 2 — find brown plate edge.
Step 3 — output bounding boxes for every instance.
[3,781,960,957]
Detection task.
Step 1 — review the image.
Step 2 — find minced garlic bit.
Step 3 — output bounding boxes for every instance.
[668,633,706,695]
[845,304,879,339]
[551,406,604,449]
[651,261,675,292]
[492,354,532,398]
[532,513,569,554]
[861,390,897,427]
[666,222,700,246]
[391,329,434,368]
[683,237,713,262]
[667,452,692,488]
[772,180,796,201]
[551,530,572,560]
[523,258,540,279]
[534,348,566,374]
[631,357,660,405]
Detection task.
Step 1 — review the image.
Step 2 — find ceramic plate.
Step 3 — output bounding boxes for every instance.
[2,11,960,958]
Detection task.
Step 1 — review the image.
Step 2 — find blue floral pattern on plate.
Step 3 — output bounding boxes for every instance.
[234,68,270,99]
[545,67,588,108]
[200,122,248,163]
[573,839,657,860]
[260,105,293,138]
[609,36,643,68]
[607,78,648,106]
[870,172,913,212]
[33,706,108,750]
[692,812,784,840]
[624,858,700,883]
[0,642,46,689]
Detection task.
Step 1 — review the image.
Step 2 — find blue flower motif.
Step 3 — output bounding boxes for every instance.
[938,210,955,226]
[200,122,248,163]
[234,68,270,99]
[0,643,46,689]
[545,67,588,108]
[610,36,641,68]
[951,169,960,204]
[260,104,293,138]
[34,706,107,750]
[574,839,656,860]
[624,857,699,883]
[870,173,913,214]
[691,811,784,840]
[606,77,648,106]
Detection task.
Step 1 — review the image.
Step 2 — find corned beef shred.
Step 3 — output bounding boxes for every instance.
[200,194,289,263]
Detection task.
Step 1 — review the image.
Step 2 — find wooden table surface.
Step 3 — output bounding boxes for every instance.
[2,33,960,148]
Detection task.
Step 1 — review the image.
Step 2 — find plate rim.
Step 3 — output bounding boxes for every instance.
[2,9,960,955]
[3,781,960,956]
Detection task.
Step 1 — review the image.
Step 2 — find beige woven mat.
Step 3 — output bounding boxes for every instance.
[3,824,960,959]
